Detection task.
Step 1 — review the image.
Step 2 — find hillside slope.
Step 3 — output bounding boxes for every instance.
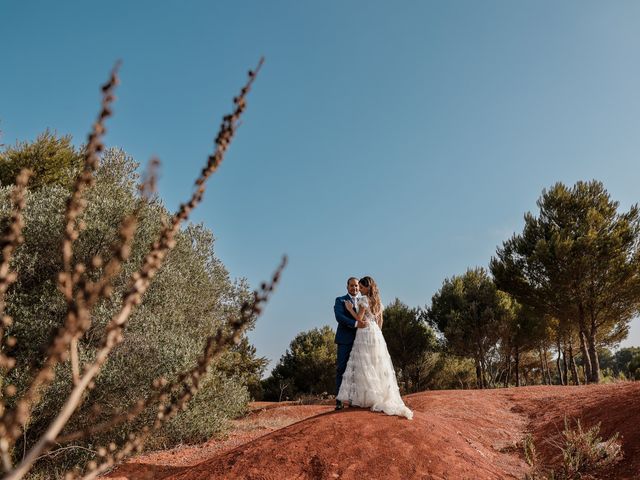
[107,382,640,480]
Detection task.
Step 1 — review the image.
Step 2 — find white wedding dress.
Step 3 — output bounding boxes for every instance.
[336,296,413,420]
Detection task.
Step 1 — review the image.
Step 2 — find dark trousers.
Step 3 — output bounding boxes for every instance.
[336,342,354,398]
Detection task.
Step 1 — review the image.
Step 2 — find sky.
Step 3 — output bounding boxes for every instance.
[2,1,640,371]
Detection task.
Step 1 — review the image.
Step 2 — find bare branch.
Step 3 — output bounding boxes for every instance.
[60,256,286,445]
[0,169,31,366]
[61,62,122,285]
[0,169,31,473]
[5,58,265,480]
[0,63,123,451]
[76,256,286,480]
[0,169,31,320]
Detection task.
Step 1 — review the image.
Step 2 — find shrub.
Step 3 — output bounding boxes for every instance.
[524,418,622,480]
[163,370,250,446]
[424,353,476,390]
[262,326,336,401]
[557,419,622,478]
[0,131,83,189]
[0,146,265,476]
[0,60,277,480]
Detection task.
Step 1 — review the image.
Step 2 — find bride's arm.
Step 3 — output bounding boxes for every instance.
[344,301,367,323]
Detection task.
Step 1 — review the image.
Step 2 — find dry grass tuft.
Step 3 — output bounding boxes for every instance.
[524,417,623,480]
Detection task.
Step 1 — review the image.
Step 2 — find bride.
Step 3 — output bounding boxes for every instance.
[336,276,413,420]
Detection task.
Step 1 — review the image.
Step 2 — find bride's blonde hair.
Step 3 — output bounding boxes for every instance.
[359,276,382,323]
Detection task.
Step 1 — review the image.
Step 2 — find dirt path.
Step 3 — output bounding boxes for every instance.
[105,382,640,480]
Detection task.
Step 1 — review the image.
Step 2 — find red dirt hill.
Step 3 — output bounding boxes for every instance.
[106,382,640,480]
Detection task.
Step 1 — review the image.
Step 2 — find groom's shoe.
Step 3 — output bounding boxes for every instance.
[335,400,343,411]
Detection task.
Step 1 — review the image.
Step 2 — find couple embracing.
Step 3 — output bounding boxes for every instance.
[333,276,413,420]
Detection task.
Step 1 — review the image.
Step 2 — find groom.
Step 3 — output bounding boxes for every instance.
[334,277,368,410]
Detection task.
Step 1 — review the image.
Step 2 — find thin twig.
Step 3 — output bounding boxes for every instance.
[0,169,32,473]
[0,169,31,317]
[77,257,286,480]
[64,63,121,386]
[0,63,121,450]
[1,163,155,480]
[60,256,286,445]
[34,445,97,463]
[5,58,264,480]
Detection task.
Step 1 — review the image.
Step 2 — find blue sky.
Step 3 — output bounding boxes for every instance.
[2,1,640,370]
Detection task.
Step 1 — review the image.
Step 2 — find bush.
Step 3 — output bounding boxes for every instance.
[558,419,622,478]
[0,130,83,189]
[163,370,250,446]
[261,326,336,401]
[525,418,623,480]
[0,142,265,475]
[424,353,477,390]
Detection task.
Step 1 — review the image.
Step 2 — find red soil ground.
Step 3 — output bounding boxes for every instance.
[105,382,639,480]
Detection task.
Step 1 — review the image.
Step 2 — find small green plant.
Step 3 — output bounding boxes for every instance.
[523,418,622,480]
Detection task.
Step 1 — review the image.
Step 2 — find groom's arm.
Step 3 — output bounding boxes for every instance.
[334,297,357,329]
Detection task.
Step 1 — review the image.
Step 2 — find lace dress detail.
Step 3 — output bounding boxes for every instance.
[336,296,413,420]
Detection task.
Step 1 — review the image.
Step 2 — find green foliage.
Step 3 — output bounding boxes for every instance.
[381,299,439,393]
[427,267,506,388]
[596,347,615,373]
[262,326,336,401]
[217,336,269,400]
[163,370,250,446]
[262,301,475,399]
[0,137,264,473]
[611,347,640,380]
[0,131,83,189]
[416,352,476,390]
[497,295,551,387]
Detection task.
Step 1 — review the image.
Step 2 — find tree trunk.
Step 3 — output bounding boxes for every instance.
[475,357,483,389]
[562,345,569,385]
[543,347,553,385]
[571,356,581,385]
[539,346,547,385]
[556,337,565,385]
[479,356,487,389]
[477,338,487,389]
[556,352,564,385]
[587,330,601,383]
[579,328,592,383]
[568,340,580,385]
[515,344,521,387]
[504,348,511,388]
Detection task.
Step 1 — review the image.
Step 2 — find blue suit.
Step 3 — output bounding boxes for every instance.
[334,294,358,395]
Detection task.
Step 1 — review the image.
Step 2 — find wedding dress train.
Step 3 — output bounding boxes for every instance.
[336,297,413,420]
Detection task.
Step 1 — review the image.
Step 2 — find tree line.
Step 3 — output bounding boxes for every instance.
[490,181,640,386]
[262,180,640,399]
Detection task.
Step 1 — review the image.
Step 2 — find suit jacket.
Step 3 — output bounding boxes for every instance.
[334,294,358,345]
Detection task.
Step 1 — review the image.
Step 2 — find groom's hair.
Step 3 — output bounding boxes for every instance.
[346,277,358,285]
